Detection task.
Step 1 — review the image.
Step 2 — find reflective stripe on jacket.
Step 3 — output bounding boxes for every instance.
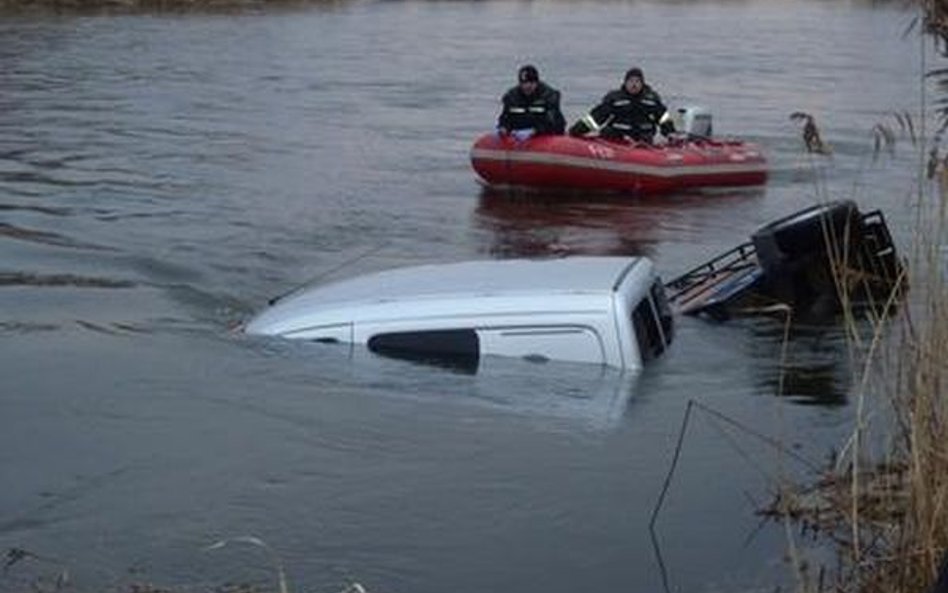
[585,84,669,142]
[498,82,567,135]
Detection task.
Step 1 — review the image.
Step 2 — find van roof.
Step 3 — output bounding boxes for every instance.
[275,256,649,309]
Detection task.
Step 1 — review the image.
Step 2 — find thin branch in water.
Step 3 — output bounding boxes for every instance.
[2,548,38,572]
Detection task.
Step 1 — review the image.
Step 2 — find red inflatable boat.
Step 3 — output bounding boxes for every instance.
[469,133,768,195]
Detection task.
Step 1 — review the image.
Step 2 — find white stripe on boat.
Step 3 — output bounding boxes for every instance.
[470,147,767,178]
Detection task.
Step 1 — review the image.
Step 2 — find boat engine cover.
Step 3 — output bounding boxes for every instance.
[676,106,713,138]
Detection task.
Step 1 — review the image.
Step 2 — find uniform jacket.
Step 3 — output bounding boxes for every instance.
[497,82,566,135]
[576,84,669,142]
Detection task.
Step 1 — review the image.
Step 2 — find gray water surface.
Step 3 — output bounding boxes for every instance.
[0,1,925,591]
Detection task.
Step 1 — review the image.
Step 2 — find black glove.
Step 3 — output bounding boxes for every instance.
[569,120,591,137]
[660,120,676,137]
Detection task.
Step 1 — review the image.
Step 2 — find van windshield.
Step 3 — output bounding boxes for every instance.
[651,278,674,345]
[631,280,673,361]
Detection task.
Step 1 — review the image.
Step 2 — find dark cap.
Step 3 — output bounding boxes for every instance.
[624,67,644,82]
[518,65,539,83]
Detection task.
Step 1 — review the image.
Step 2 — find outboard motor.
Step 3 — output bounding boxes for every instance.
[676,106,713,138]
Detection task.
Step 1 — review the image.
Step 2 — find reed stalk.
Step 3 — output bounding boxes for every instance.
[778,3,948,587]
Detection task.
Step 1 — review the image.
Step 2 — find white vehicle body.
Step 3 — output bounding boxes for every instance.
[244,257,673,371]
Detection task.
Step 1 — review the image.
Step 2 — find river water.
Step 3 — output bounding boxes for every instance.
[0,1,928,592]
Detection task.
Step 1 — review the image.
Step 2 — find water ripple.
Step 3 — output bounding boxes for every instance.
[0,321,60,334]
[0,202,71,216]
[0,271,134,289]
[0,222,111,251]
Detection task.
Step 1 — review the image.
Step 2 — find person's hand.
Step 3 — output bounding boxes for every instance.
[568,120,595,137]
[511,128,535,142]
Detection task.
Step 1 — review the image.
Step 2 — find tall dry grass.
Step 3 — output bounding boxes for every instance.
[835,193,948,593]
[779,2,948,589]
[840,1,948,590]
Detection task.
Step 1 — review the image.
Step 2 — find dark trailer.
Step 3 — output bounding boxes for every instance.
[665,200,904,321]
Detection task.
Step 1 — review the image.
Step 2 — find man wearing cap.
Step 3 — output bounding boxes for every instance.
[569,67,675,143]
[497,64,566,138]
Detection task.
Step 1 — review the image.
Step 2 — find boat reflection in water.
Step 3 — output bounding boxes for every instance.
[473,185,765,258]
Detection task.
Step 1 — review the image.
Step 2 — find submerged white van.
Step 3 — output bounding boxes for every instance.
[244,256,673,371]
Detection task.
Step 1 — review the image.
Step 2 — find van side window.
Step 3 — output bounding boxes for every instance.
[368,329,479,373]
[632,298,666,361]
[478,326,606,366]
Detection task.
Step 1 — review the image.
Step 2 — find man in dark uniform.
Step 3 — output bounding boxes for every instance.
[569,67,675,143]
[497,64,566,137]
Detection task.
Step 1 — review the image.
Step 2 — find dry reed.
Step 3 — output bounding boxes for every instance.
[772,2,948,588]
